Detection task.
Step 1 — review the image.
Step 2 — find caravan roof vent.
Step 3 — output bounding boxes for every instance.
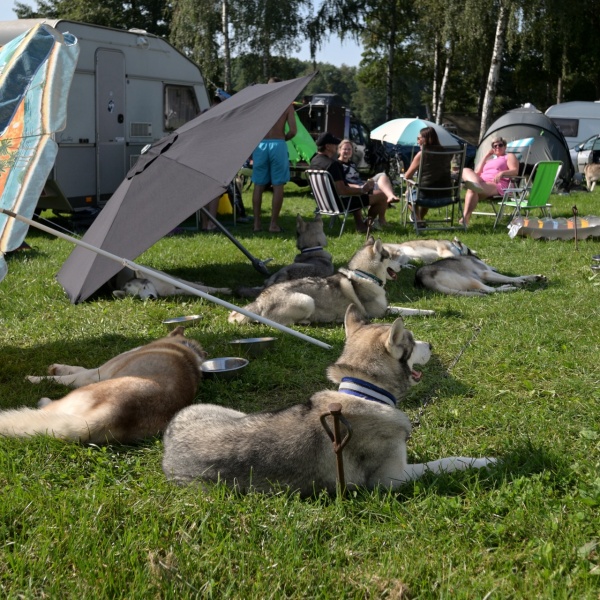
[130,122,152,137]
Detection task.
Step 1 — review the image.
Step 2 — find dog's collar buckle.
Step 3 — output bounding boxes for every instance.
[338,377,396,407]
[301,246,323,254]
[346,269,384,287]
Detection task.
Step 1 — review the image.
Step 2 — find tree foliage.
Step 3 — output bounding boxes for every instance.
[14,0,170,35]
[11,0,600,133]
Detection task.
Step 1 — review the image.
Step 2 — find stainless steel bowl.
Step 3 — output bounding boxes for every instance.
[201,357,249,379]
[162,315,203,330]
[229,337,277,357]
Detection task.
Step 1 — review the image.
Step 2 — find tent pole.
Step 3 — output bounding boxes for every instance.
[1,209,332,350]
[198,206,271,276]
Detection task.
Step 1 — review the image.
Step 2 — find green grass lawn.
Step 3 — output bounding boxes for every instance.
[1,184,599,598]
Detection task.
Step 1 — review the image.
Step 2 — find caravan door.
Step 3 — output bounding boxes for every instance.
[96,49,126,204]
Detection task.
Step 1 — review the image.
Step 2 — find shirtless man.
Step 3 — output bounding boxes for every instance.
[251,77,297,233]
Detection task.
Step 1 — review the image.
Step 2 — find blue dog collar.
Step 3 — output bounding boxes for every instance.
[338,377,397,407]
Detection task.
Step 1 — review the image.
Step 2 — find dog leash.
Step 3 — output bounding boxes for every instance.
[320,403,353,497]
[412,323,482,428]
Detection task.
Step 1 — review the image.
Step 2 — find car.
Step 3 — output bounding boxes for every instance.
[569,134,600,174]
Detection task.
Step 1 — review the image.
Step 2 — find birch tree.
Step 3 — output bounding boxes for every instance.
[479,0,513,141]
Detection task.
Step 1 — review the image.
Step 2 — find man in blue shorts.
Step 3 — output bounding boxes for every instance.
[252,78,297,233]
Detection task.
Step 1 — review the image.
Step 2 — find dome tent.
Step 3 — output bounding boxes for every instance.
[477,105,574,188]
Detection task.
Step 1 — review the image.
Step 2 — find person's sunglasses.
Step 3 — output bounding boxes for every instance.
[492,143,505,148]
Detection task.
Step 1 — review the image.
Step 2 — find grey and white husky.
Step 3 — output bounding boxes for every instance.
[415,255,547,296]
[385,237,477,265]
[237,214,334,298]
[163,305,495,495]
[229,236,432,325]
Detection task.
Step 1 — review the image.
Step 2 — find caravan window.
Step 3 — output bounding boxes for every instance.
[552,118,579,138]
[164,85,200,131]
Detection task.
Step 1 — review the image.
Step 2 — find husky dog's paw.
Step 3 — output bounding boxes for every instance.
[26,375,44,384]
[471,457,497,469]
[48,364,73,375]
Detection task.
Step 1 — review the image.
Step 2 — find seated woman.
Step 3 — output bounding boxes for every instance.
[337,139,399,228]
[403,126,451,223]
[460,136,519,226]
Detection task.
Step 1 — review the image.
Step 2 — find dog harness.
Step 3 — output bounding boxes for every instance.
[338,377,397,407]
[339,268,384,287]
[300,246,324,254]
[450,240,466,256]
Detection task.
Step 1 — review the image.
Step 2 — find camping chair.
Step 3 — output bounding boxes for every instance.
[493,160,562,229]
[402,145,467,234]
[306,169,367,236]
[473,137,534,218]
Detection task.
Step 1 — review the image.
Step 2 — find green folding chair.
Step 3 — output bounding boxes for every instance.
[493,161,562,230]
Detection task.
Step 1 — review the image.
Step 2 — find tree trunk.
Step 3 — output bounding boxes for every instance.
[436,42,453,125]
[431,35,440,122]
[385,6,397,121]
[479,1,509,142]
[221,0,231,92]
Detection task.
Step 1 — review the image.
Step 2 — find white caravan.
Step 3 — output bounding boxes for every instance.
[545,101,600,149]
[0,19,211,212]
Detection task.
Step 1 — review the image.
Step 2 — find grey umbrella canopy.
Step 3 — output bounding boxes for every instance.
[57,74,315,303]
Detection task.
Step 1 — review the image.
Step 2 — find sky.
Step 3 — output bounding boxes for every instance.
[0,4,363,68]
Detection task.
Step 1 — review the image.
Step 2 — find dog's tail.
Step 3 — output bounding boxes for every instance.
[0,407,94,442]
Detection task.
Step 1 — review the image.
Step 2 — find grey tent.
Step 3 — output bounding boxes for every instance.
[57,74,314,303]
[477,105,574,187]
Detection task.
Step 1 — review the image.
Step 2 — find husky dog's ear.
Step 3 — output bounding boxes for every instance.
[112,290,127,298]
[314,213,322,222]
[168,326,186,337]
[364,235,375,246]
[296,214,306,234]
[387,316,408,351]
[373,239,384,254]
[344,304,367,336]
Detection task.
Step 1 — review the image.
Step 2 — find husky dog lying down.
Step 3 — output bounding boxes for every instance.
[0,328,206,444]
[163,305,495,495]
[229,237,433,325]
[384,237,477,265]
[415,255,547,296]
[237,214,334,298]
[112,267,231,299]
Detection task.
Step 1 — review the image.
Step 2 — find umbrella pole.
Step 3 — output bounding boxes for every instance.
[1,209,332,350]
[199,207,272,277]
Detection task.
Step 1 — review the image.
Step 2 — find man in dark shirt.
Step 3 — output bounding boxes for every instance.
[309,132,374,233]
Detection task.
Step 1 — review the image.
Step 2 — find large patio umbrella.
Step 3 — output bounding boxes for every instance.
[56,74,315,304]
[2,66,329,349]
[370,118,460,147]
[0,23,78,281]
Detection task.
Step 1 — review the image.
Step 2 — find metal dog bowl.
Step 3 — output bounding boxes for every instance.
[229,337,277,357]
[201,357,249,379]
[162,315,203,330]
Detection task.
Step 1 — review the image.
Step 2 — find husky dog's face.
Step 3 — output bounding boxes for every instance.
[328,305,432,396]
[385,248,409,279]
[296,214,328,249]
[349,237,401,283]
[121,278,159,299]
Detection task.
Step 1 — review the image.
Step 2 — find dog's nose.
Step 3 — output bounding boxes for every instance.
[428,342,433,351]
